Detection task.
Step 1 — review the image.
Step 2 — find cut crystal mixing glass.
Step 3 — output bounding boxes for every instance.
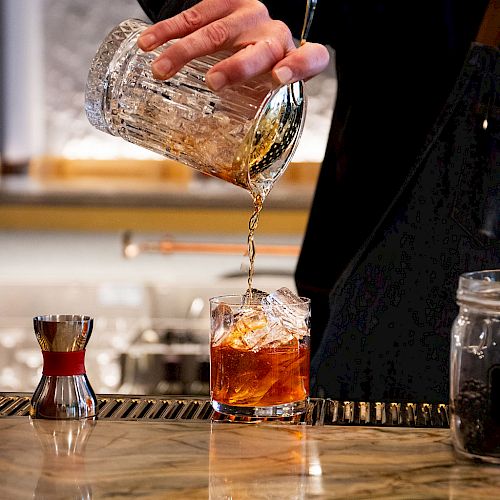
[85,19,306,199]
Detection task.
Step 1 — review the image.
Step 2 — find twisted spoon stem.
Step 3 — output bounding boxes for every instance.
[299,0,317,46]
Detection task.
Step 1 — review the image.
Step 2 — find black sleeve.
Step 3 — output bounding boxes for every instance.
[263,1,333,44]
[263,0,309,39]
[137,0,202,23]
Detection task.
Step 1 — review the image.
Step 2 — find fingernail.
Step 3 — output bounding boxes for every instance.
[206,71,227,91]
[274,66,293,84]
[138,33,157,50]
[152,58,173,79]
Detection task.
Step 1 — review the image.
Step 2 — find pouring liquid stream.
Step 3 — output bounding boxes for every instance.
[246,193,264,297]
[244,0,316,300]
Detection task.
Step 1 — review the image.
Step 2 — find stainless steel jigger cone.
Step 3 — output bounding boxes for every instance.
[30,315,97,419]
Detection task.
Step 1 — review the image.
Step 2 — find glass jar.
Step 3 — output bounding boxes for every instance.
[450,270,500,463]
[85,19,306,199]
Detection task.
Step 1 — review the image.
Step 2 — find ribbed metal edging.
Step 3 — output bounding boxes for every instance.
[323,400,449,427]
[0,393,449,427]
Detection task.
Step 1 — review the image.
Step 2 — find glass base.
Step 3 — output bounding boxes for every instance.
[211,399,308,419]
[453,447,500,465]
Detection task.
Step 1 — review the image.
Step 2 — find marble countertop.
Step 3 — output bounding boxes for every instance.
[1,417,499,499]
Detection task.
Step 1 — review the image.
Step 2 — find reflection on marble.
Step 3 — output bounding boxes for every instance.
[30,418,95,499]
[209,424,318,499]
[1,418,500,499]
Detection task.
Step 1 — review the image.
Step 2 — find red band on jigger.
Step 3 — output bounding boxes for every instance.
[42,350,86,376]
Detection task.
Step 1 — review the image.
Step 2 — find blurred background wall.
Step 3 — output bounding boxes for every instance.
[0,0,337,396]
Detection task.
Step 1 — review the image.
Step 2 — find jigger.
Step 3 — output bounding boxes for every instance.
[30,315,97,419]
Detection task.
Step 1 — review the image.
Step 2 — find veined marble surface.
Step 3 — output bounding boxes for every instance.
[0,418,500,499]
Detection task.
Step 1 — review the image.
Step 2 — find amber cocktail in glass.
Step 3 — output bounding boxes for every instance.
[210,289,310,418]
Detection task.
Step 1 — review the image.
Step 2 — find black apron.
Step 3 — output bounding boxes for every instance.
[134,0,495,402]
[310,43,499,403]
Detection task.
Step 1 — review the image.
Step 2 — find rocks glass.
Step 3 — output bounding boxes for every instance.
[85,19,306,199]
[30,315,97,420]
[450,270,500,463]
[210,289,310,418]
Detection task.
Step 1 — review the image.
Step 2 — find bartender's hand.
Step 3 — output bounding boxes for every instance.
[137,0,330,90]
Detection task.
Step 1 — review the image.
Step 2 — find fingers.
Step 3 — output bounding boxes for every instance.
[149,15,295,82]
[206,39,287,90]
[141,1,274,80]
[206,42,330,90]
[136,0,330,89]
[150,19,234,80]
[138,0,269,52]
[137,0,236,51]
[272,42,330,85]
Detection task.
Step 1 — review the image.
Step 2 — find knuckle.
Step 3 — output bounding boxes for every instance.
[264,39,285,62]
[273,20,292,42]
[179,8,204,30]
[226,59,252,82]
[251,1,270,18]
[204,21,231,47]
[223,0,237,10]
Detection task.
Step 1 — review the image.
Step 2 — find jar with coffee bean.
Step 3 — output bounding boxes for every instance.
[450,270,500,463]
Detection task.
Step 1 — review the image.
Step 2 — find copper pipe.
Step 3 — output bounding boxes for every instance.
[122,231,300,258]
[157,240,300,256]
